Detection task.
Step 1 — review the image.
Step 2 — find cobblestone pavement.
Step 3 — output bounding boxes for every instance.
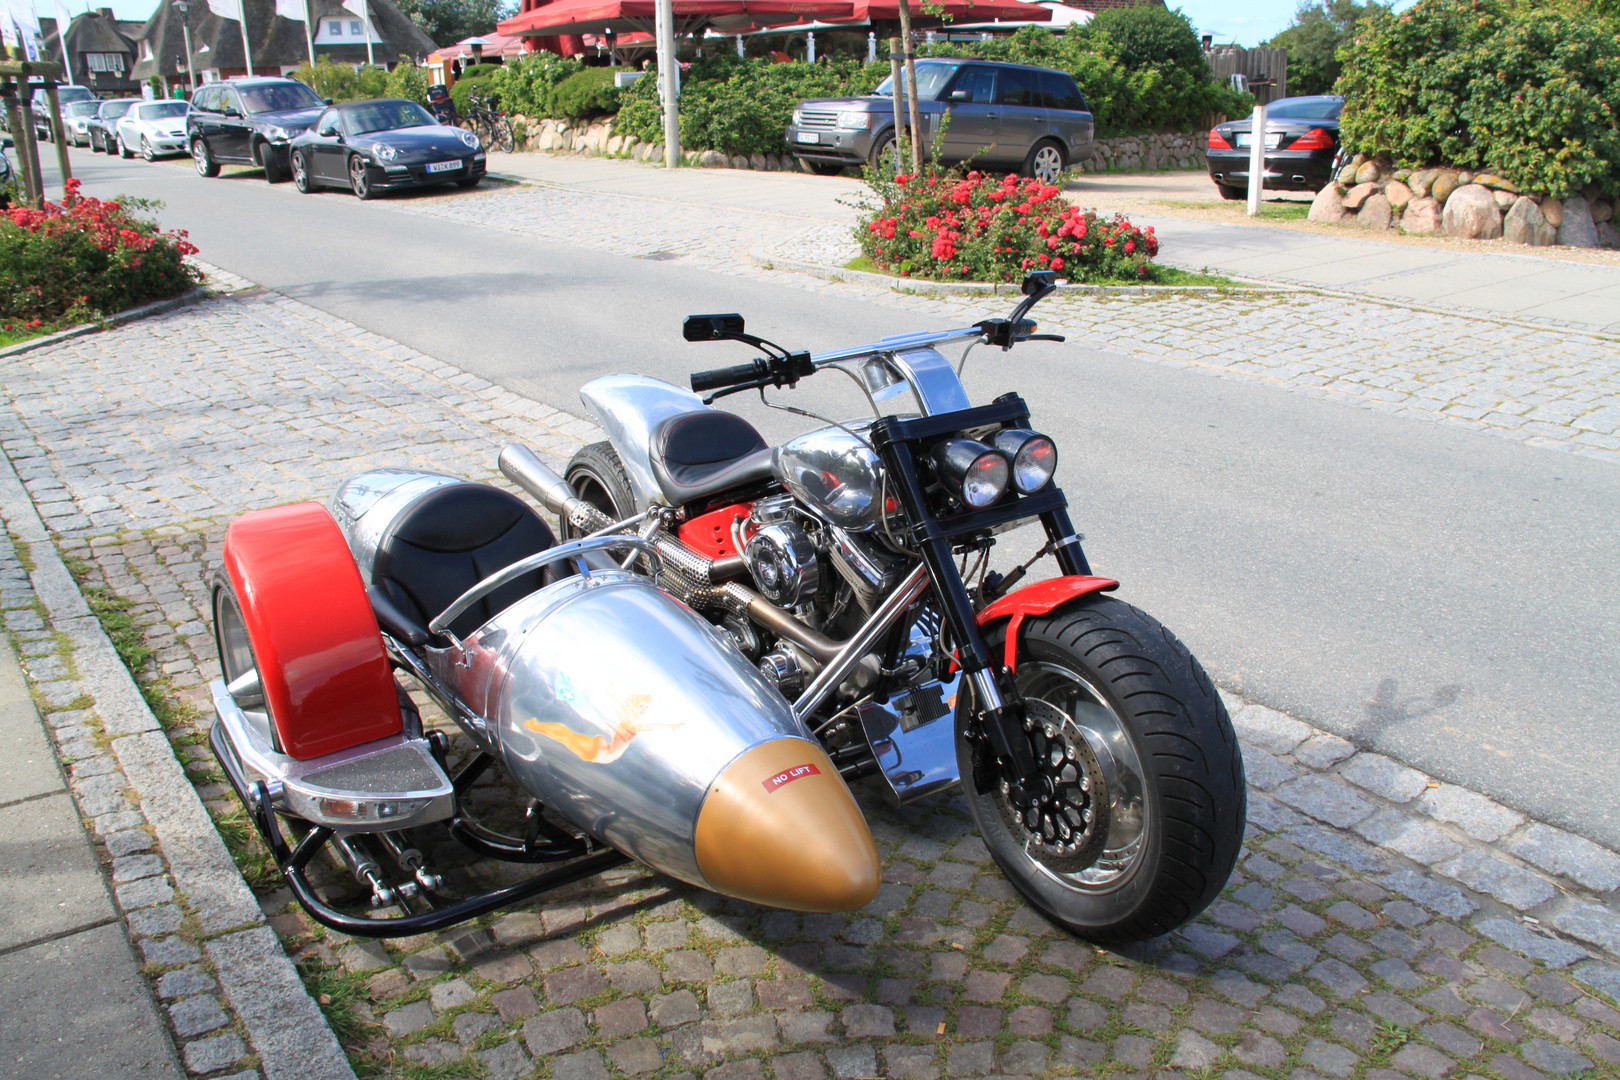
[387,187,1620,463]
[2,270,1619,1080]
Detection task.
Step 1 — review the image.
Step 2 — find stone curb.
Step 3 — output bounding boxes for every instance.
[0,341,356,1075]
[0,286,205,360]
[747,249,1292,296]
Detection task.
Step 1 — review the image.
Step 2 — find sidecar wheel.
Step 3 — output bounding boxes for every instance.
[957,595,1245,944]
[562,441,635,536]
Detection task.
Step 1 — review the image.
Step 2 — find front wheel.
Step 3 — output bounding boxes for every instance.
[193,137,220,177]
[291,149,314,193]
[141,136,155,162]
[491,117,515,154]
[118,134,134,159]
[957,595,1245,943]
[349,154,376,200]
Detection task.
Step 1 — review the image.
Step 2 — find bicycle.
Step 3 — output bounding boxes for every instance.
[461,90,515,154]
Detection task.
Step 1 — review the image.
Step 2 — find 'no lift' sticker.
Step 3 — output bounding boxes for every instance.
[761,762,821,792]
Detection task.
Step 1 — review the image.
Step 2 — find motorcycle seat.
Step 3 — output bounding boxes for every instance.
[649,411,774,506]
[371,482,559,640]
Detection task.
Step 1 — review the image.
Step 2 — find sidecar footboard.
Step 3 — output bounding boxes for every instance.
[210,721,630,938]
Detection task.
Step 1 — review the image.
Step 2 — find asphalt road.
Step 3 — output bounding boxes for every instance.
[51,149,1620,849]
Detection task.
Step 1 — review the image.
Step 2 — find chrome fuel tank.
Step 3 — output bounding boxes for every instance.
[773,422,887,532]
[426,570,875,901]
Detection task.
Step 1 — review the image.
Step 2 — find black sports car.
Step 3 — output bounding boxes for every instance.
[288,99,487,200]
[88,98,141,155]
[1206,94,1344,200]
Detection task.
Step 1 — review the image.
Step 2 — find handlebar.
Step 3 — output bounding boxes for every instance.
[689,351,815,396]
[690,359,773,393]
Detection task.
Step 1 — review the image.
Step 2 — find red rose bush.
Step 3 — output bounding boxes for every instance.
[1,179,201,327]
[856,166,1159,283]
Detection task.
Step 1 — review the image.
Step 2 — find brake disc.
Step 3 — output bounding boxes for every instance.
[994,698,1111,873]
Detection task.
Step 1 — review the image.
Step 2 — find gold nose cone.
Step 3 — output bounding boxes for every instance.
[694,738,881,912]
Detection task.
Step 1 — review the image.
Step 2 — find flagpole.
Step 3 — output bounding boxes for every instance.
[361,0,373,66]
[239,0,253,75]
[303,0,313,63]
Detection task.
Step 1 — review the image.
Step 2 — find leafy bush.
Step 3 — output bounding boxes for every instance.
[855,164,1159,283]
[617,56,883,155]
[450,65,505,114]
[384,59,431,105]
[1337,0,1620,195]
[1267,0,1389,97]
[490,50,586,117]
[920,26,1251,137]
[290,57,388,102]
[0,180,201,324]
[549,67,624,120]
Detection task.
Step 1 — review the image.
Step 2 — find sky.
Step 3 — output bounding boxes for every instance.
[39,0,1419,48]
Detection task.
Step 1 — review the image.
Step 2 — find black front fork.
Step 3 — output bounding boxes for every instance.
[873,400,1093,809]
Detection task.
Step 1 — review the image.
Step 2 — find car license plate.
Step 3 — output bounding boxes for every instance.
[1235,133,1282,149]
[428,160,462,173]
[795,131,820,144]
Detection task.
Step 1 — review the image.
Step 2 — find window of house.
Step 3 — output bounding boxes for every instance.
[328,18,343,34]
[349,20,362,35]
[86,52,126,73]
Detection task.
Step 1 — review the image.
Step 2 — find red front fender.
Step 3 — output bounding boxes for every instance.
[976,575,1119,670]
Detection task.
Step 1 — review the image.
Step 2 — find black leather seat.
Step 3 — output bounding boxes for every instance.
[372,483,558,641]
[648,411,775,506]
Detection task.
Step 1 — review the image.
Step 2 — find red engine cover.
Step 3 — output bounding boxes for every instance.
[977,575,1119,670]
[222,502,402,760]
[678,502,753,560]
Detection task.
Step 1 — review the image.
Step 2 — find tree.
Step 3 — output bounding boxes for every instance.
[1267,0,1389,96]
[391,0,515,46]
[1085,5,1206,73]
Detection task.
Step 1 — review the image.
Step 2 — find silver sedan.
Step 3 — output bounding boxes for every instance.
[116,100,192,161]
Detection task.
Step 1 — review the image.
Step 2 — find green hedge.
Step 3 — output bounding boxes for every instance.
[1336,0,1620,196]
[550,67,625,119]
[616,57,883,156]
[288,57,430,105]
[489,51,587,117]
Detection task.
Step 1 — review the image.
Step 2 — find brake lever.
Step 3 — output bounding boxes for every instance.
[1018,334,1066,343]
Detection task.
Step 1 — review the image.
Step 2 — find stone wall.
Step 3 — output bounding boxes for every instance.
[1308,155,1620,250]
[512,115,1207,175]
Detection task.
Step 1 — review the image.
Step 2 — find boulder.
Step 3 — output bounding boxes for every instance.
[1401,196,1443,235]
[1337,163,1359,185]
[1598,221,1620,249]
[1393,168,1412,181]
[1556,194,1599,247]
[1354,160,1381,185]
[1342,181,1378,210]
[1473,173,1517,192]
[1356,192,1393,230]
[696,149,727,168]
[1307,184,1354,223]
[1442,184,1503,239]
[1351,152,1368,166]
[1542,198,1563,227]
[1384,180,1413,211]
[1503,196,1556,246]
[1408,169,1435,198]
[1592,199,1613,224]
[1430,172,1458,205]
[1457,170,1474,185]
[730,154,750,169]
[1492,188,1516,210]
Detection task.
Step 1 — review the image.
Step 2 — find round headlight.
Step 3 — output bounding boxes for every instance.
[836,110,870,130]
[933,439,1011,510]
[459,129,479,148]
[992,429,1058,493]
[374,142,399,161]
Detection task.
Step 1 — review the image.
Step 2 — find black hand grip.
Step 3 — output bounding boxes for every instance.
[690,359,766,393]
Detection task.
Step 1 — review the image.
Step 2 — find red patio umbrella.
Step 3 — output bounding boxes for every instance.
[500,0,853,38]
[843,0,1047,20]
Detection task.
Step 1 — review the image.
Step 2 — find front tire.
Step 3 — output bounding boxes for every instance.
[957,595,1245,943]
[562,442,634,537]
[1217,182,1245,201]
[349,154,375,200]
[141,136,155,162]
[260,142,289,183]
[291,149,314,193]
[193,137,220,177]
[118,134,134,159]
[800,158,845,176]
[867,131,898,174]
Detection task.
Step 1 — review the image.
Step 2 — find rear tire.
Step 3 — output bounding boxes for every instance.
[118,134,134,159]
[957,595,1245,943]
[492,117,515,154]
[1022,138,1066,183]
[562,442,635,537]
[291,149,314,193]
[801,158,845,176]
[1217,182,1244,201]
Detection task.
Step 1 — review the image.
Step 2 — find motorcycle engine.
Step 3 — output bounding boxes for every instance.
[745,521,820,608]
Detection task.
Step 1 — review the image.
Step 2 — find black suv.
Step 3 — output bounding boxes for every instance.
[187,77,326,183]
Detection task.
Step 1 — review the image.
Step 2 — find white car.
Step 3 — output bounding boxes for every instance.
[62,100,101,147]
[117,100,192,161]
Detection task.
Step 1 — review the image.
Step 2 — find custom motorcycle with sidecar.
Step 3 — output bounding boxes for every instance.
[209,273,1246,943]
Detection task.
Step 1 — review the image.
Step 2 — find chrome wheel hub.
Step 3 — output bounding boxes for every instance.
[994,697,1109,872]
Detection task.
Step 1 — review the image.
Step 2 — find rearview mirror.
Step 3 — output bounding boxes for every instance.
[1021,270,1056,296]
[683,313,746,342]
[949,90,971,102]
[1,136,11,149]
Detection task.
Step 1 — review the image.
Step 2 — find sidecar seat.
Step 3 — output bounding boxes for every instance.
[372,483,558,641]
[648,410,774,506]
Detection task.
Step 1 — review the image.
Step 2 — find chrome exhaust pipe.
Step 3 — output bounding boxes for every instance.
[499,444,595,525]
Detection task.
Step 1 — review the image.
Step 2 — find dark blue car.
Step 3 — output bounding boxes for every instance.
[1206,95,1345,200]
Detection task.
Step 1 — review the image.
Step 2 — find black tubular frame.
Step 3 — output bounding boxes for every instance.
[210,722,628,938]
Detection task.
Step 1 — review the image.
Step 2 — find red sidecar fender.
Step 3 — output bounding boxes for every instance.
[222,501,402,759]
[976,575,1120,670]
